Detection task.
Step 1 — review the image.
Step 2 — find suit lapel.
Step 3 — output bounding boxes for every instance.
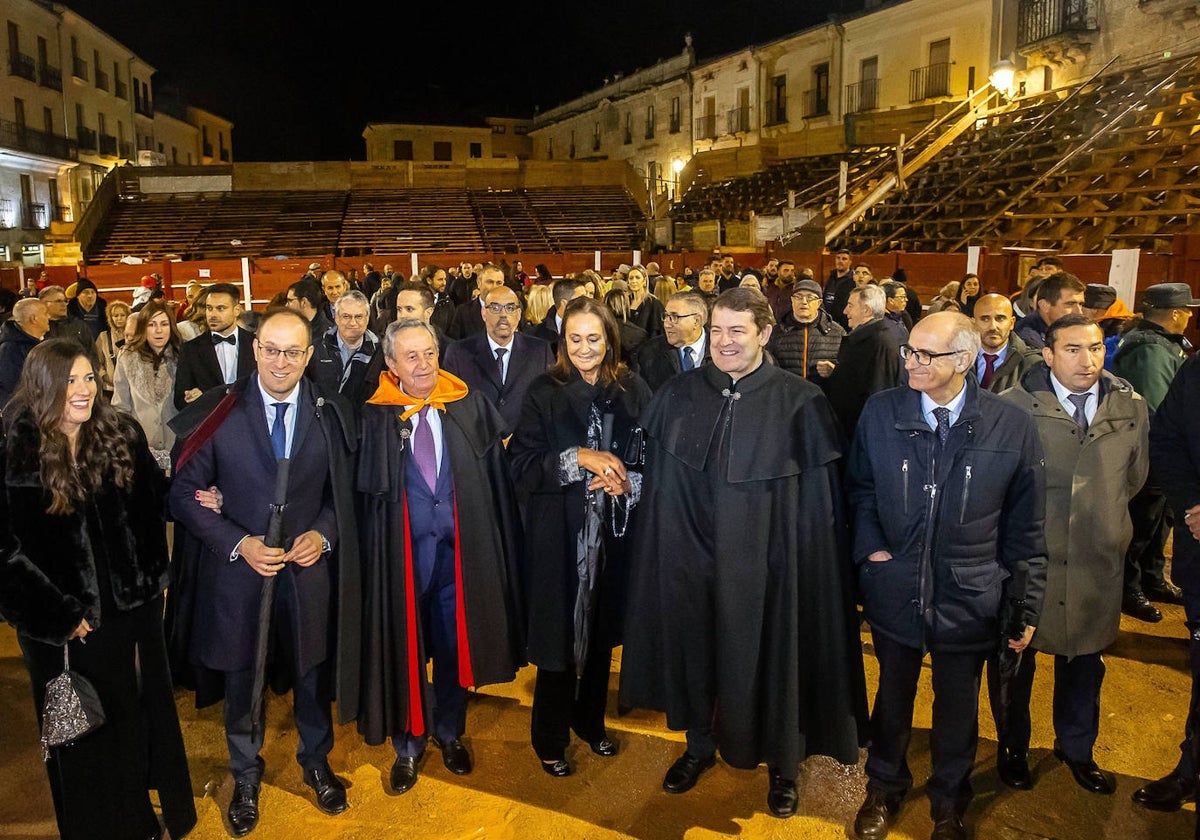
[199,336,223,385]
[236,327,256,378]
[291,380,315,460]
[238,380,278,474]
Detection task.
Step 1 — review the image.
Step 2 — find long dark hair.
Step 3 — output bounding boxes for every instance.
[548,297,626,388]
[129,298,182,370]
[7,339,133,514]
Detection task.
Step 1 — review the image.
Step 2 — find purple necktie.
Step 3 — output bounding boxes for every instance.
[413,405,438,491]
[980,353,998,390]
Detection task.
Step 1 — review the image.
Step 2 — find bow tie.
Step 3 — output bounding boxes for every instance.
[211,332,236,345]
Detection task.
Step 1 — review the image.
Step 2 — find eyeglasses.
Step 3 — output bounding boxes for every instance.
[484,303,520,314]
[336,313,367,322]
[899,345,965,365]
[663,312,701,324]
[258,345,308,362]
[791,294,821,304]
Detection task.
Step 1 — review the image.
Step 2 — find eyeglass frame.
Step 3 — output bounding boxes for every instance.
[791,293,821,304]
[257,344,309,362]
[899,344,966,366]
[662,311,702,324]
[484,303,521,315]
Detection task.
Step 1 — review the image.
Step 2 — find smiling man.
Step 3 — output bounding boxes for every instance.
[634,290,710,393]
[622,288,868,820]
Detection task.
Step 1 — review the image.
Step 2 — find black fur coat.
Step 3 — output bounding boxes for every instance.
[0,408,170,644]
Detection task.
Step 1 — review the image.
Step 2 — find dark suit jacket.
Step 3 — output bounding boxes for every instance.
[449,299,486,340]
[443,332,554,436]
[526,311,559,351]
[174,327,256,409]
[635,334,710,393]
[430,293,456,335]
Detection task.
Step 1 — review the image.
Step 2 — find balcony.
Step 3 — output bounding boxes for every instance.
[72,55,88,81]
[202,141,213,158]
[909,62,951,102]
[9,52,35,82]
[120,140,133,159]
[76,126,97,152]
[845,78,880,114]
[1018,0,1095,45]
[726,106,751,134]
[695,114,717,140]
[0,198,12,228]
[765,100,789,125]
[99,133,117,157]
[114,78,127,99]
[38,62,61,91]
[0,119,77,160]
[135,100,153,118]
[803,89,831,119]
[22,202,46,229]
[219,147,230,162]
[50,202,68,223]
[669,116,681,134]
[94,67,109,91]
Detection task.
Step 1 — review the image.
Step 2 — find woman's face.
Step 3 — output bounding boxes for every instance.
[564,312,607,384]
[61,356,97,437]
[627,270,646,294]
[584,280,597,298]
[111,308,128,330]
[963,276,980,296]
[145,311,171,353]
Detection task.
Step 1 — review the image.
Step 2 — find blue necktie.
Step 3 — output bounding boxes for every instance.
[270,402,288,460]
[681,346,695,371]
[933,406,951,447]
[1068,393,1090,434]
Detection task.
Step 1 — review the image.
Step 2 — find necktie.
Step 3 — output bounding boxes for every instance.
[933,406,951,447]
[495,347,507,383]
[413,405,438,491]
[1068,393,1090,434]
[270,402,288,460]
[212,332,236,345]
[681,346,695,371]
[980,353,998,390]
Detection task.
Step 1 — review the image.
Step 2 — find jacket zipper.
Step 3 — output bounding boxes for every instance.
[902,459,909,513]
[960,465,972,524]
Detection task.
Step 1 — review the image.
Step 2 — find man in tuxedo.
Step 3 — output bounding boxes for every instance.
[443,284,553,436]
[448,264,508,340]
[169,308,360,835]
[635,291,710,393]
[174,282,255,409]
[425,265,455,335]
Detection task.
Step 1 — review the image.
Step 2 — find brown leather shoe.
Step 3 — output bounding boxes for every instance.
[853,790,903,840]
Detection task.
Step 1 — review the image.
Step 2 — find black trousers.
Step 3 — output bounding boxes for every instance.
[1124,483,1172,594]
[530,644,613,761]
[865,632,987,815]
[989,648,1105,762]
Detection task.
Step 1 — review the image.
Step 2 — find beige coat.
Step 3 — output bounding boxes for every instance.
[111,349,178,469]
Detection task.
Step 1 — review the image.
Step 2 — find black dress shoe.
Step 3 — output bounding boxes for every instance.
[930,813,966,840]
[541,758,572,777]
[434,738,473,775]
[662,752,716,794]
[1133,773,1197,812]
[767,773,798,818]
[997,747,1033,790]
[1122,591,1163,623]
[303,764,348,815]
[1144,581,1185,605]
[228,780,260,837]
[853,790,903,840]
[1054,748,1116,794]
[589,737,619,757]
[389,756,420,794]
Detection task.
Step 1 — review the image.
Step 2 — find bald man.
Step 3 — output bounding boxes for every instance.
[971,294,1041,393]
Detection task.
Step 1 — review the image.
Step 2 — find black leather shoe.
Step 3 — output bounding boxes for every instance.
[997,747,1033,790]
[541,758,572,777]
[767,773,798,818]
[930,813,966,840]
[434,737,472,775]
[1133,773,1197,812]
[589,737,619,757]
[228,780,260,837]
[1054,748,1116,794]
[303,764,347,815]
[662,752,716,794]
[853,790,903,840]
[1122,591,1163,623]
[389,756,420,794]
[1144,581,1185,605]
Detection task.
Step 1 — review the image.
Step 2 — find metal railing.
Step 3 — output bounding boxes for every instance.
[765,100,788,125]
[1018,0,1093,45]
[76,126,97,151]
[644,123,655,140]
[591,136,601,151]
[0,119,77,159]
[845,78,880,114]
[50,202,67,223]
[72,55,88,80]
[39,62,61,90]
[94,67,108,91]
[623,128,632,145]
[202,141,213,157]
[114,78,127,99]
[219,147,230,162]
[9,52,35,81]
[120,140,133,159]
[22,202,46,229]
[803,89,829,118]
[695,114,717,139]
[909,62,951,102]
[0,198,12,228]
[135,100,153,117]
[726,105,751,134]
[99,133,117,157]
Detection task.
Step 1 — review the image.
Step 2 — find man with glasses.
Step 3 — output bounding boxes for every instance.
[635,291,710,393]
[846,311,1047,840]
[38,284,93,359]
[769,277,845,384]
[310,290,381,408]
[443,284,554,435]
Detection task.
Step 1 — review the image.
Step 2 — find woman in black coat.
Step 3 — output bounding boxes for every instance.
[625,264,665,339]
[0,339,196,840]
[508,297,652,777]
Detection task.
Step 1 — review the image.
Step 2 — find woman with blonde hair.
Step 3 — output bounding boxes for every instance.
[96,299,132,398]
[626,265,664,339]
[526,284,555,330]
[926,280,963,315]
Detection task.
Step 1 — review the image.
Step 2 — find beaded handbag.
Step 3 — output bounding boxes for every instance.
[40,644,105,761]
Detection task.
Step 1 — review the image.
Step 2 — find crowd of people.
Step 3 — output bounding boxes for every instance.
[0,252,1198,840]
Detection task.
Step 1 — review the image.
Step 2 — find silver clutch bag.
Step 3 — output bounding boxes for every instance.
[40,644,105,761]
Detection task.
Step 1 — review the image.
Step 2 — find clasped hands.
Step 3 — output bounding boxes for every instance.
[194,486,323,577]
[576,448,631,497]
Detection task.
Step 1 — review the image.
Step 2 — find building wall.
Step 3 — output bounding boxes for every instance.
[152,112,199,166]
[188,106,233,164]
[363,123,499,164]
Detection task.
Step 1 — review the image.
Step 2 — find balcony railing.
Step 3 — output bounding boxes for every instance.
[22,202,46,229]
[39,62,61,90]
[9,52,35,81]
[1018,0,1094,45]
[72,55,88,80]
[114,78,127,99]
[803,89,830,118]
[76,126,97,151]
[135,100,153,118]
[219,147,230,162]
[202,141,213,158]
[0,198,12,228]
[0,119,77,160]
[726,105,751,134]
[50,202,68,223]
[695,114,717,140]
[909,62,951,102]
[845,78,880,114]
[765,100,788,125]
[120,140,133,159]
[99,133,117,157]
[94,67,108,91]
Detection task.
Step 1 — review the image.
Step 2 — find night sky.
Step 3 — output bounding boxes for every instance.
[65,0,853,161]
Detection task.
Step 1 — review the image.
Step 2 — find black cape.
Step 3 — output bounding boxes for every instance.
[355,392,525,745]
[619,362,869,770]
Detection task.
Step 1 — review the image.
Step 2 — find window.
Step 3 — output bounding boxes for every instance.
[547,138,554,159]
[569,130,575,159]
[670,96,681,133]
[645,104,655,139]
[624,112,632,144]
[158,142,163,153]
[43,105,52,134]
[592,122,601,151]
[393,139,413,161]
[172,146,178,164]
[813,64,830,116]
[469,142,482,158]
[433,140,452,161]
[770,74,788,123]
[13,98,25,130]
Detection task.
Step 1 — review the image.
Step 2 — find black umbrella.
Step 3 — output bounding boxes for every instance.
[994,575,1030,753]
[249,458,289,742]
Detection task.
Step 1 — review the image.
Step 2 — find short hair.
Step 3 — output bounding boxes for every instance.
[333,289,369,315]
[551,278,584,308]
[383,318,440,360]
[669,291,710,324]
[697,268,717,283]
[205,282,242,303]
[1038,256,1065,271]
[1035,272,1086,305]
[287,278,323,310]
[38,285,67,301]
[712,287,776,331]
[778,259,795,269]
[1044,314,1099,348]
[880,280,906,300]
[396,281,434,310]
[852,284,887,317]
[835,249,851,256]
[13,297,46,323]
[942,312,983,355]
[256,306,313,345]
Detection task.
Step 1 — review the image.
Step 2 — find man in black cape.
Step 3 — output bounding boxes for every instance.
[620,288,869,819]
[355,318,525,794]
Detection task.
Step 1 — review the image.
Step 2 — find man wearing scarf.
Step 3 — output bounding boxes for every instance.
[356,318,525,794]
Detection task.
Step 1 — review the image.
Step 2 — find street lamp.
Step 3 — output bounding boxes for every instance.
[990,59,1016,99]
